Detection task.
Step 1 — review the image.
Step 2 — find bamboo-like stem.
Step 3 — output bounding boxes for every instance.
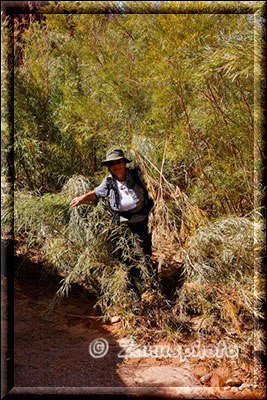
[175,76,228,214]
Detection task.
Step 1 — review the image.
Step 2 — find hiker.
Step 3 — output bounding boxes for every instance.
[69,148,156,294]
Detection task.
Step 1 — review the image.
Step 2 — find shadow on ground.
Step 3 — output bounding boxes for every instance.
[2,239,127,396]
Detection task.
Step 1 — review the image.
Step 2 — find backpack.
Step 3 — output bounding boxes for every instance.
[130,167,154,215]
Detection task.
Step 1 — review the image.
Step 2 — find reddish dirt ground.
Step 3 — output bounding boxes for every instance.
[1,240,266,398]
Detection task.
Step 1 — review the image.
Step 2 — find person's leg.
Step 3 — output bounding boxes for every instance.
[127,218,152,254]
[113,218,156,295]
[127,218,157,280]
[111,220,142,296]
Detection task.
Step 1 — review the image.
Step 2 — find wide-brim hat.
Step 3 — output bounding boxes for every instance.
[101,148,132,166]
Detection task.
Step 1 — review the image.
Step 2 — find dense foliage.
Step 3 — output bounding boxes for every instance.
[5,2,264,215]
[1,1,265,355]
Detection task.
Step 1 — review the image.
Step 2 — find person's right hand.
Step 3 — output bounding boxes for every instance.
[69,196,84,208]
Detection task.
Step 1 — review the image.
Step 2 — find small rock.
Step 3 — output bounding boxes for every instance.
[253,384,259,389]
[110,316,120,324]
[225,377,242,387]
[224,386,231,391]
[200,372,212,384]
[239,383,252,391]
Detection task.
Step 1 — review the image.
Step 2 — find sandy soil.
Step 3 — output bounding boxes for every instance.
[1,240,266,398]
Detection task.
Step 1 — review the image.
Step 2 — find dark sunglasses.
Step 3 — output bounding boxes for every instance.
[108,159,123,166]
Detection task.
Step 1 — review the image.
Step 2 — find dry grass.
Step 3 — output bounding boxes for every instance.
[128,148,265,355]
[3,161,265,357]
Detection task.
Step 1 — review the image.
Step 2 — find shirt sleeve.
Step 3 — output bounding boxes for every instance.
[94,176,110,198]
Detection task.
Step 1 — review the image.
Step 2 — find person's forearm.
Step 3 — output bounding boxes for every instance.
[70,190,97,207]
[82,190,97,202]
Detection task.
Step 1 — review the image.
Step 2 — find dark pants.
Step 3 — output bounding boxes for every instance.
[127,218,152,258]
[120,218,156,282]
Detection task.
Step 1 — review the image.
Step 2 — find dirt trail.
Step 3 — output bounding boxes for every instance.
[1,242,265,398]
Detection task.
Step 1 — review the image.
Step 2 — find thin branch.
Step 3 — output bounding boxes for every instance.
[112,15,135,40]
